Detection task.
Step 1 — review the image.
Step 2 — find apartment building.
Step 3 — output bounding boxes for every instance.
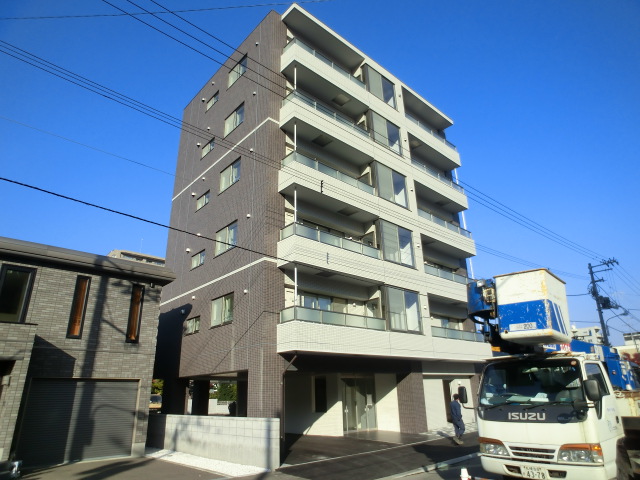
[156,4,490,462]
[0,237,174,467]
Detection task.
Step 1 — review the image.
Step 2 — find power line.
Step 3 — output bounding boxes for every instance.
[0,1,333,21]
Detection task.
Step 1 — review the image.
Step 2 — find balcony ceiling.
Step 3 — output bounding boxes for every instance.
[281,63,369,119]
[408,133,458,172]
[420,232,474,260]
[280,263,381,289]
[282,8,364,71]
[413,179,465,214]
[402,87,453,131]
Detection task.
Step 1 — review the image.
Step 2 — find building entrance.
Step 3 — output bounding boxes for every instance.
[342,376,376,432]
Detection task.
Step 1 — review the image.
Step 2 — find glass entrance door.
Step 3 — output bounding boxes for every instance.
[342,376,376,432]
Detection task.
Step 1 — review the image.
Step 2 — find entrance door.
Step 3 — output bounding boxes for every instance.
[342,376,376,432]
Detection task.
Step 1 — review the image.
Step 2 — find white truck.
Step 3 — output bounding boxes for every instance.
[461,269,640,480]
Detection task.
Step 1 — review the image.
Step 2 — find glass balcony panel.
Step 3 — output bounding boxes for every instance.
[296,152,316,169]
[339,173,357,187]
[447,223,459,233]
[345,314,367,328]
[406,113,457,151]
[433,216,447,227]
[319,231,341,247]
[280,307,295,323]
[323,311,345,326]
[297,224,319,241]
[454,274,468,284]
[281,224,294,240]
[359,182,374,194]
[342,239,362,254]
[425,265,439,276]
[367,317,387,330]
[297,307,322,323]
[440,270,454,281]
[362,245,379,259]
[318,162,337,178]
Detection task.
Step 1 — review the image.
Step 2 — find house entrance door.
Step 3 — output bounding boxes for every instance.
[342,376,376,432]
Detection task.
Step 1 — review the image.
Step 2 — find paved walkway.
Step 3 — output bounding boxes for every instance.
[22,424,479,480]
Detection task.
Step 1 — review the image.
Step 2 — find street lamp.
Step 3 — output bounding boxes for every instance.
[605,311,630,345]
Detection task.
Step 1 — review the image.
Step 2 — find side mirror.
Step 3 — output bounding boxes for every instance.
[584,379,602,402]
[458,386,468,404]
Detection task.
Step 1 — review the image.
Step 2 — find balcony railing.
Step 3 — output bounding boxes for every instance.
[282,152,375,195]
[283,90,370,138]
[431,326,484,342]
[417,209,472,238]
[280,223,380,259]
[284,38,366,89]
[424,264,469,284]
[406,113,457,151]
[411,158,464,193]
[280,305,387,331]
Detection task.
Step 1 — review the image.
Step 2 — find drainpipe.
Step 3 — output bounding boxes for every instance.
[294,265,298,306]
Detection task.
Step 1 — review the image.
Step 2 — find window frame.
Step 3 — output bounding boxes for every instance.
[384,286,422,333]
[126,284,145,343]
[67,275,91,338]
[219,158,241,193]
[0,264,36,324]
[224,103,245,137]
[196,191,210,211]
[211,293,234,327]
[228,55,248,88]
[206,91,219,110]
[214,221,238,256]
[201,138,215,158]
[185,315,201,335]
[379,220,414,268]
[191,250,206,269]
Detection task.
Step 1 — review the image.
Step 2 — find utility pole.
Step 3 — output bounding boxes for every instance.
[588,258,618,347]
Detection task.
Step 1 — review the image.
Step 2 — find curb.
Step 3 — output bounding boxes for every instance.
[378,452,480,479]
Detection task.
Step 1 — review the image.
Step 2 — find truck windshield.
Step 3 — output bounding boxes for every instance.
[480,359,585,406]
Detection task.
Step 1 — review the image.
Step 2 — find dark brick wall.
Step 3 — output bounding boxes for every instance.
[397,363,429,434]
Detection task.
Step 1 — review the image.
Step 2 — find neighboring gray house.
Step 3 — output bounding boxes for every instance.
[154,4,489,468]
[0,237,174,467]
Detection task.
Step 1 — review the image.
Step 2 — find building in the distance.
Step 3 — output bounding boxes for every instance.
[155,4,490,467]
[107,249,165,266]
[571,325,605,345]
[0,237,173,467]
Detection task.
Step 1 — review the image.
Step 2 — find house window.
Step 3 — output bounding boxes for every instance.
[0,265,35,323]
[67,276,91,338]
[224,104,244,137]
[214,221,237,256]
[370,111,401,154]
[211,293,234,327]
[374,163,407,207]
[196,191,210,210]
[185,316,200,335]
[228,55,247,87]
[300,292,332,311]
[379,220,414,267]
[366,66,396,108]
[220,159,241,192]
[201,138,215,158]
[384,286,421,333]
[206,91,219,110]
[313,376,327,413]
[126,284,144,343]
[191,250,206,269]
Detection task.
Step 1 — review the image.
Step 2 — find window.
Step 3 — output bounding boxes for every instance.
[366,66,396,108]
[375,163,407,207]
[224,104,244,136]
[370,111,401,154]
[300,292,332,311]
[191,250,206,269]
[126,284,144,343]
[196,191,210,210]
[206,91,219,110]
[0,265,35,323]
[215,221,237,256]
[385,286,421,333]
[201,138,215,158]
[379,220,414,267]
[313,376,327,413]
[211,293,234,327]
[220,159,241,192]
[228,55,247,87]
[185,316,200,335]
[67,276,91,338]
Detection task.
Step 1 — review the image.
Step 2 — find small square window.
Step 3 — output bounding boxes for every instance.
[191,250,206,269]
[214,222,237,256]
[206,91,219,110]
[0,265,36,323]
[67,276,91,338]
[220,159,241,192]
[224,104,244,137]
[196,191,210,210]
[228,55,247,88]
[211,293,234,327]
[185,316,200,335]
[201,138,215,158]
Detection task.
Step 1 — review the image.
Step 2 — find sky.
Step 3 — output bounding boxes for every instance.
[1,0,639,345]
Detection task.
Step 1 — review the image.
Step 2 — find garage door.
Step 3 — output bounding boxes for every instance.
[16,379,138,467]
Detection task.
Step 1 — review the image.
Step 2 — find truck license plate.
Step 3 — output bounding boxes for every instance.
[521,465,547,479]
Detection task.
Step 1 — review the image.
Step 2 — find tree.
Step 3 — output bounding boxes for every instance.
[210,382,237,401]
[151,379,164,395]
